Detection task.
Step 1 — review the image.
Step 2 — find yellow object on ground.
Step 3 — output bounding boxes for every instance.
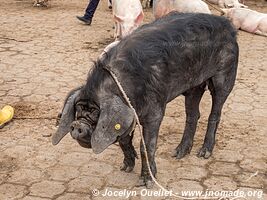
[0,105,14,128]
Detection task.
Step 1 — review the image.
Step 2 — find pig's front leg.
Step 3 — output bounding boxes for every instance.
[119,132,137,173]
[137,111,164,188]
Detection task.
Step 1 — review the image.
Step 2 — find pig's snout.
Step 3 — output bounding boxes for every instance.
[70,121,89,140]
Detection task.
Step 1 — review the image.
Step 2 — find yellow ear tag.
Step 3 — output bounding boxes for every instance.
[115,123,121,131]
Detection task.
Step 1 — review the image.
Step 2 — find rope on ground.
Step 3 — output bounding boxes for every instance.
[13,117,57,120]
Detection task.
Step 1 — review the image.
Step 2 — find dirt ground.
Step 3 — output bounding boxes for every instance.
[0,0,266,199]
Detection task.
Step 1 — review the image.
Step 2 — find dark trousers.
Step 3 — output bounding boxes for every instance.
[84,0,101,19]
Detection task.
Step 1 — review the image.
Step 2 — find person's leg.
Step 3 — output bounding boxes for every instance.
[77,0,100,25]
[84,0,101,19]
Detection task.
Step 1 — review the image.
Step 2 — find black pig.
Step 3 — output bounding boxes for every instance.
[52,12,239,188]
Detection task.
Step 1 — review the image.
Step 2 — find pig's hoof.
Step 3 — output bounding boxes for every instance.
[136,177,146,187]
[197,147,212,159]
[136,177,154,188]
[120,163,134,173]
[146,180,154,189]
[172,144,192,159]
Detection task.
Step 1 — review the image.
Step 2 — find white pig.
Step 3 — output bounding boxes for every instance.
[153,0,211,19]
[222,8,267,36]
[112,0,144,39]
[206,0,247,8]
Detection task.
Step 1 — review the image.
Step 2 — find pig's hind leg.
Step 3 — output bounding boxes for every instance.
[172,84,205,159]
[198,67,237,158]
[119,132,138,173]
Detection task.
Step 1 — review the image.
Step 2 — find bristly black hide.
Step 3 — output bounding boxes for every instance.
[55,12,239,188]
[80,12,237,117]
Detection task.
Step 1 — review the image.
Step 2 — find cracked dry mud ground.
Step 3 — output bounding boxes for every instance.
[0,0,266,200]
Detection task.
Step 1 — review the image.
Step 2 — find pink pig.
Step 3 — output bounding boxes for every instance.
[222,8,267,36]
[112,0,144,39]
[206,0,247,8]
[153,0,211,19]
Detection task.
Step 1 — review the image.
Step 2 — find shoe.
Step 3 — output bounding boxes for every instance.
[0,105,14,128]
[76,16,92,25]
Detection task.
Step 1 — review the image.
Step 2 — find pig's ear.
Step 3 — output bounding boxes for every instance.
[52,88,81,145]
[134,11,144,25]
[91,96,135,154]
[114,14,123,23]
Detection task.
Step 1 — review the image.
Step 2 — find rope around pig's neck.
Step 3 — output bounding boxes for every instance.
[103,67,172,194]
[103,66,231,200]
